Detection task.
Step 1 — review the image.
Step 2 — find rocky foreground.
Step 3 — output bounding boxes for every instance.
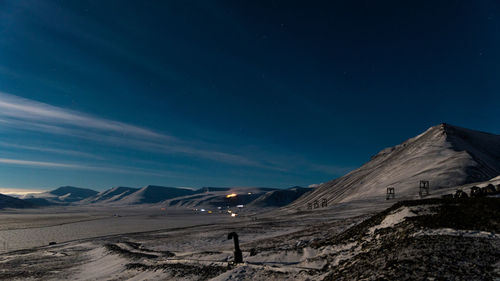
[321,198,500,281]
[0,197,498,280]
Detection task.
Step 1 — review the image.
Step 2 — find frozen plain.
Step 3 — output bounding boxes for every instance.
[0,194,395,279]
[0,177,499,280]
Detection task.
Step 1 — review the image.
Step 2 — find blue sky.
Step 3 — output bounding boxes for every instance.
[0,1,499,192]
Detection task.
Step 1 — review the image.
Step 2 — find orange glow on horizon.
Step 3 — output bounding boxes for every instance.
[226,193,237,198]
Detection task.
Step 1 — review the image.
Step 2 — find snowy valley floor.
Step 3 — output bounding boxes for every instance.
[0,197,499,280]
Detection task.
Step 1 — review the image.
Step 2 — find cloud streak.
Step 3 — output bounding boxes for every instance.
[0,92,340,175]
[0,92,173,140]
[0,157,175,177]
[0,187,47,195]
[0,92,274,168]
[0,158,81,168]
[0,141,102,159]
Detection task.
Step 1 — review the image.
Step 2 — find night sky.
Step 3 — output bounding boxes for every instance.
[0,1,499,192]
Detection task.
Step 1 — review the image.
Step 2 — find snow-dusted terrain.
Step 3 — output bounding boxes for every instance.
[160,187,301,209]
[21,186,98,205]
[289,123,500,210]
[80,186,139,204]
[0,194,32,209]
[0,195,498,280]
[2,184,310,211]
[0,123,499,280]
[106,185,195,205]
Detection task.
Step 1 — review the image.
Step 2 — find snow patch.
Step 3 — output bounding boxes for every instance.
[412,228,500,239]
[369,205,437,234]
[72,246,128,280]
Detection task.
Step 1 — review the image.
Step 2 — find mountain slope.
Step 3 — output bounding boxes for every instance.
[22,186,98,205]
[0,193,33,209]
[114,185,195,204]
[81,186,139,204]
[290,123,500,209]
[248,186,312,208]
[48,186,98,201]
[162,187,279,208]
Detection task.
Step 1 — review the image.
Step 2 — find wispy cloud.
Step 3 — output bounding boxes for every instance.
[0,141,102,159]
[0,158,81,168]
[0,92,345,175]
[0,92,274,168]
[0,92,173,140]
[0,187,47,195]
[0,157,176,177]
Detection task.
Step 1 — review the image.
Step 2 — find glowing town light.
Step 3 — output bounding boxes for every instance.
[226,193,237,198]
[231,213,237,217]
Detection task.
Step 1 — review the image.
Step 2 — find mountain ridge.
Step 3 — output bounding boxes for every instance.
[114,185,195,204]
[289,123,500,209]
[21,186,99,205]
[0,193,33,209]
[80,186,139,204]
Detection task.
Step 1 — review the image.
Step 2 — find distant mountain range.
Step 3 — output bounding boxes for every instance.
[163,187,289,208]
[20,186,99,206]
[80,186,139,204]
[289,123,500,210]
[1,184,310,210]
[0,193,33,209]
[248,187,312,208]
[109,185,195,205]
[2,123,498,211]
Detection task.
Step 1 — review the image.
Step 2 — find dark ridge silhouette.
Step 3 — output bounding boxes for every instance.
[22,197,59,207]
[248,187,312,207]
[49,186,99,202]
[85,186,140,203]
[118,185,195,204]
[0,193,33,209]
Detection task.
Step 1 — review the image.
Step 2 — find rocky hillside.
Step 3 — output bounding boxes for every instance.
[320,198,500,280]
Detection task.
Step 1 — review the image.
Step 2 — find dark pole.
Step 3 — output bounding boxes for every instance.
[227,232,243,263]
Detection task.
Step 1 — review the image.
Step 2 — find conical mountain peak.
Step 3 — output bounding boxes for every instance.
[289,124,500,209]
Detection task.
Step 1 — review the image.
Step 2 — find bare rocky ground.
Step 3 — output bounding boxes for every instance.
[0,198,498,280]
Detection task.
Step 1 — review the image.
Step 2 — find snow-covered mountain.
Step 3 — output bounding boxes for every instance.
[49,186,98,201]
[290,123,500,209]
[0,193,33,209]
[162,187,279,208]
[247,186,312,208]
[80,186,139,204]
[22,186,98,205]
[112,185,195,205]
